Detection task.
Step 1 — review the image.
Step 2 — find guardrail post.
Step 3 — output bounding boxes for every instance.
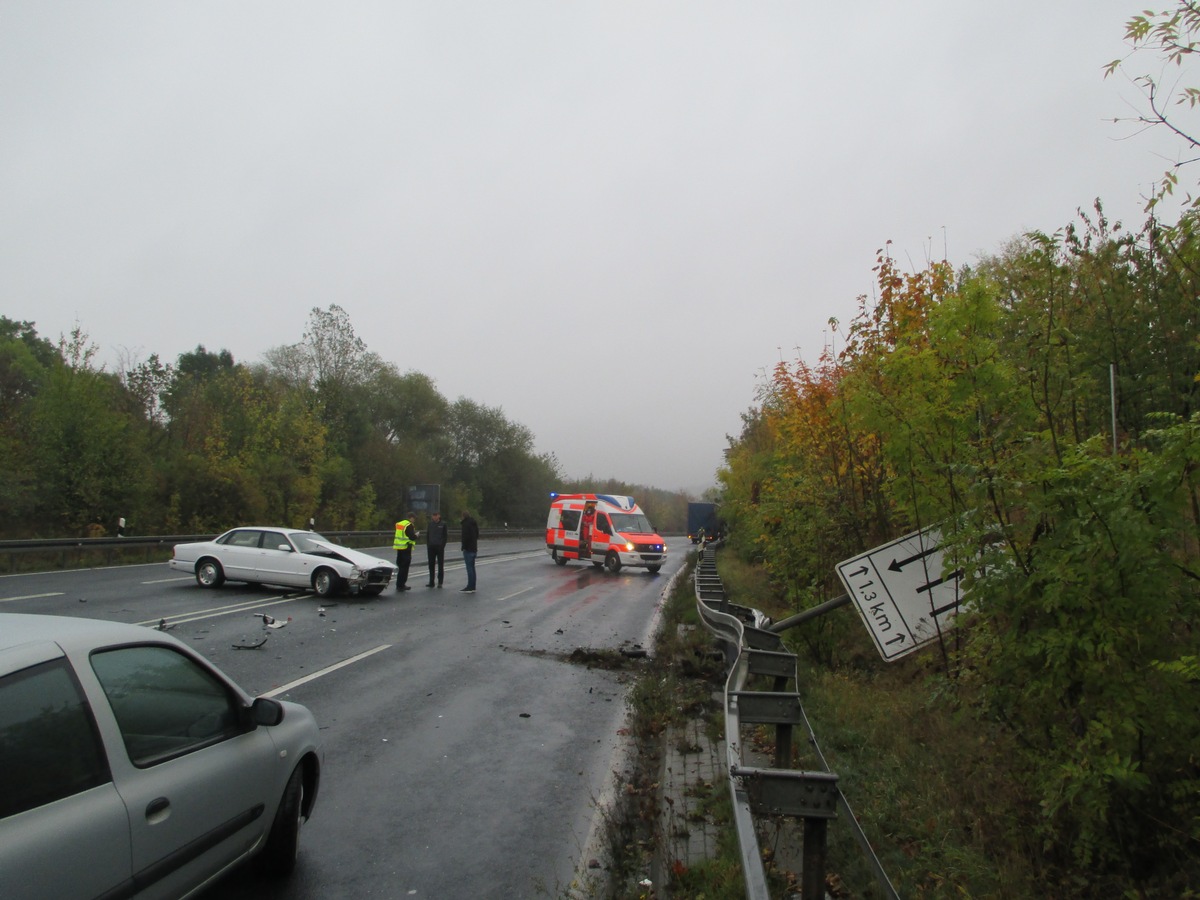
[738,766,840,896]
[803,817,828,900]
[776,722,793,770]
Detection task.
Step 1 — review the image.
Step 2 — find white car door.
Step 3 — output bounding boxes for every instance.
[88,645,278,899]
[255,529,308,588]
[218,529,267,582]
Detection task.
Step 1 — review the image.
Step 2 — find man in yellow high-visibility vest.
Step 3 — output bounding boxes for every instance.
[393,512,418,591]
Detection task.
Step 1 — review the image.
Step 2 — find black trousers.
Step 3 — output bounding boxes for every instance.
[395,547,412,587]
[427,545,445,585]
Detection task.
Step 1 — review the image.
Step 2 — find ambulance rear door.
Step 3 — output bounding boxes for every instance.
[591,511,614,557]
[560,506,584,558]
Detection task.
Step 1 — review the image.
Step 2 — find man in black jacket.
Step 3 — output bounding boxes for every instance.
[459,510,479,593]
[425,511,449,587]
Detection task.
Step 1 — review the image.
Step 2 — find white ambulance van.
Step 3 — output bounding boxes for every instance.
[545,493,667,574]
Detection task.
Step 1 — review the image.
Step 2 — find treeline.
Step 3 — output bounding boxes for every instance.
[718,204,1200,892]
[0,305,693,538]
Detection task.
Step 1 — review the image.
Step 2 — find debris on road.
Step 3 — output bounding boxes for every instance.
[232,637,268,650]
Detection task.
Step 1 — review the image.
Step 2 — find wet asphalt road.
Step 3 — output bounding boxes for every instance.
[0,536,684,899]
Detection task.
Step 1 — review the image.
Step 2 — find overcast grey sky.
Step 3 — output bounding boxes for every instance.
[0,2,1182,493]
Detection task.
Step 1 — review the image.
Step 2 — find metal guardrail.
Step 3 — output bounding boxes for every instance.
[692,542,899,899]
[0,529,544,574]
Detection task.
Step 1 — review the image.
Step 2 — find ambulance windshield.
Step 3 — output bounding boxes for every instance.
[609,513,654,535]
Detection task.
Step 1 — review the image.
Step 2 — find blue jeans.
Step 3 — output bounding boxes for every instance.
[463,550,477,589]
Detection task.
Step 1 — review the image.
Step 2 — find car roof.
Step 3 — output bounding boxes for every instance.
[0,613,166,655]
[219,526,311,539]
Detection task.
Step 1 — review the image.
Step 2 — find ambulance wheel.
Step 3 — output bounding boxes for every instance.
[554,551,567,566]
[647,565,661,574]
[604,552,621,574]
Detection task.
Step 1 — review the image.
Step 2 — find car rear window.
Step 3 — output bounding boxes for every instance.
[223,529,264,548]
[0,659,111,818]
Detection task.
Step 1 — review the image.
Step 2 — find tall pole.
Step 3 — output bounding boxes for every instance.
[1110,363,1118,456]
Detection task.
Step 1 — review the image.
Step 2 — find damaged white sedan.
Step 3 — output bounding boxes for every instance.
[171,527,397,597]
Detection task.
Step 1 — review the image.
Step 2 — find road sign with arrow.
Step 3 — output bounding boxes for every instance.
[835,527,965,661]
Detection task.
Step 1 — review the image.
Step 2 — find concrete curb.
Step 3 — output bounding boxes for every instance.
[653,692,726,887]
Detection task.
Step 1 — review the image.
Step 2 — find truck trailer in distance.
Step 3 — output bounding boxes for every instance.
[687,502,722,544]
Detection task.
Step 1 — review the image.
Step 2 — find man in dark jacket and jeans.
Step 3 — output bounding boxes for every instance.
[425,511,448,587]
[459,510,479,593]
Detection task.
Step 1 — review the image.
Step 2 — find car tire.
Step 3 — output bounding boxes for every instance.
[313,569,342,597]
[553,551,567,566]
[258,765,304,878]
[647,565,661,574]
[604,552,621,574]
[196,559,225,588]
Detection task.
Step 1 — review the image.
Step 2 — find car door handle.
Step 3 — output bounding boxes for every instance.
[145,796,171,823]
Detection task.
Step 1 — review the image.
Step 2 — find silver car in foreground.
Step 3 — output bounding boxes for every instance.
[171,526,397,596]
[0,613,322,900]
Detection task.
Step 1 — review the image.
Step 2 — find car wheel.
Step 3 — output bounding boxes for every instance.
[359,585,384,597]
[313,569,342,597]
[553,551,567,566]
[604,552,621,574]
[258,765,304,878]
[196,559,225,588]
[647,565,661,574]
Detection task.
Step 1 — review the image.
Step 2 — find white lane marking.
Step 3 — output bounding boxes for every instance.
[263,644,392,698]
[2,548,542,612]
[0,561,171,579]
[135,595,311,627]
[432,549,544,571]
[0,592,65,604]
[479,551,545,565]
[493,586,537,603]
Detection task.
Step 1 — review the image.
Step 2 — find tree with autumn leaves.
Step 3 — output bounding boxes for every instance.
[718,207,1200,888]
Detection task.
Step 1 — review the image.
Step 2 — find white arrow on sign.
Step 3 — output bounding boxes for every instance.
[835,527,965,662]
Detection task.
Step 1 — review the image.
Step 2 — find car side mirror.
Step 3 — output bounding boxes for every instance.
[252,697,284,727]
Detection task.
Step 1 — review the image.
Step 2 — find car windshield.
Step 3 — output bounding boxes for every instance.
[290,532,332,554]
[609,513,654,534]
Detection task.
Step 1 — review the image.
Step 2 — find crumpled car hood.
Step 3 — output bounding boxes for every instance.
[308,540,397,571]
